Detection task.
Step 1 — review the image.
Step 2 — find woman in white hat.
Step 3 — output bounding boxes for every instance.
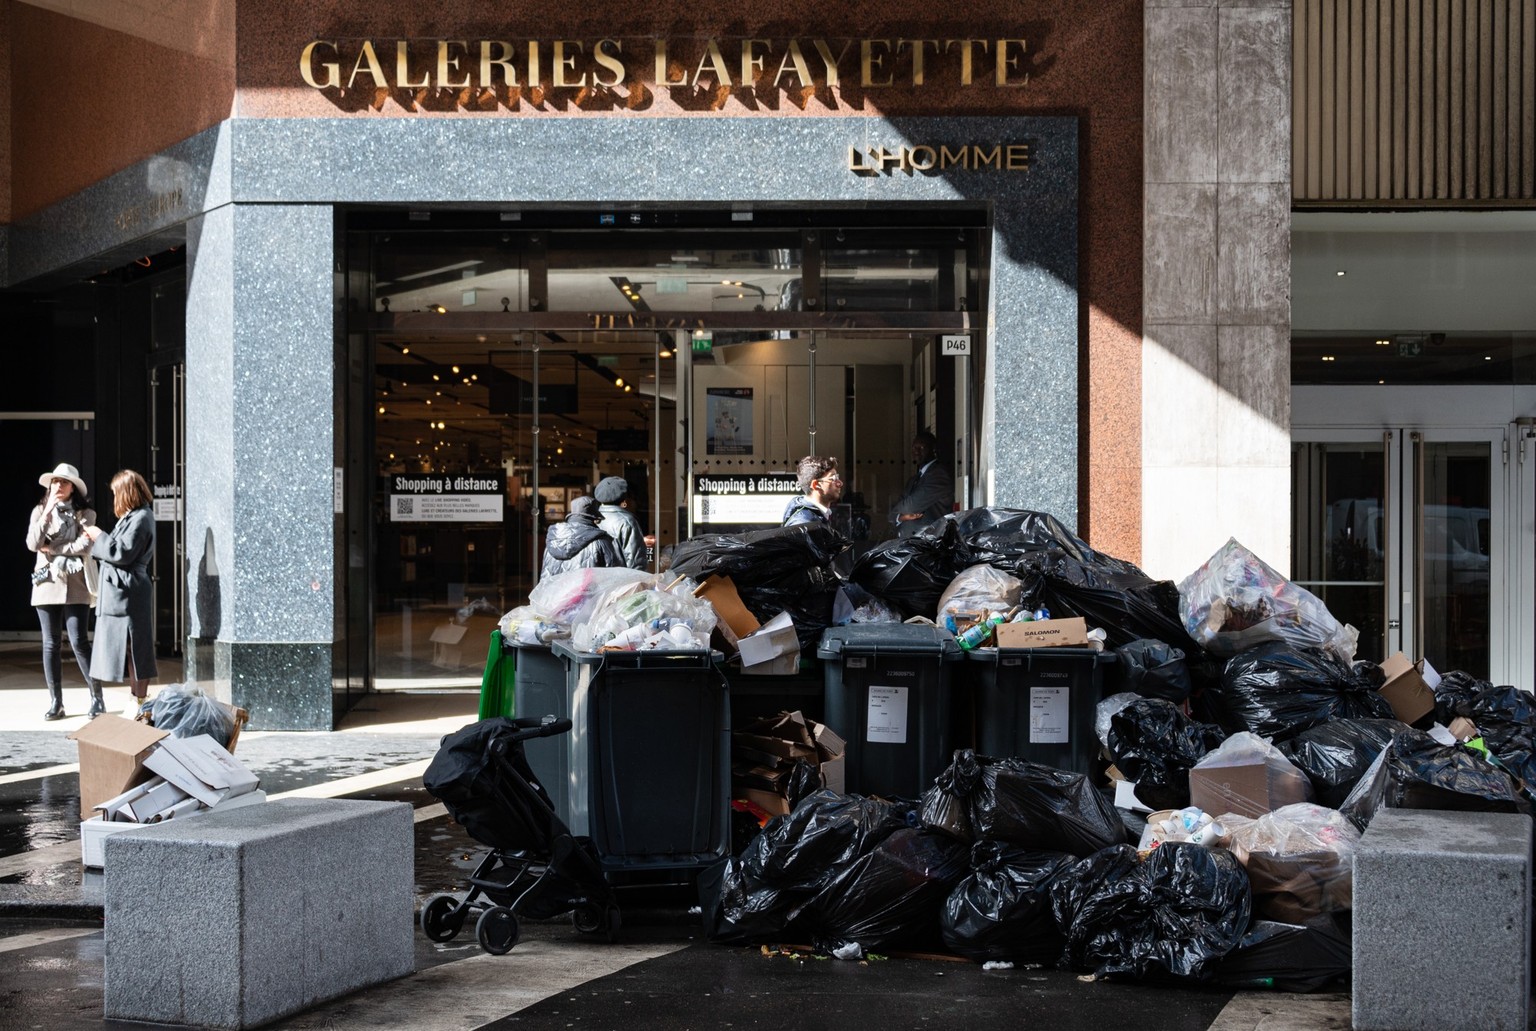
[25,462,104,720]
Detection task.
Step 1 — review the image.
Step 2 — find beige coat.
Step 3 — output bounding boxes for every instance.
[26,501,98,606]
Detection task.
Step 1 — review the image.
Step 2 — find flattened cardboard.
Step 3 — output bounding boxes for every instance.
[695,575,761,646]
[80,790,269,868]
[143,734,259,807]
[67,714,170,819]
[1378,652,1436,725]
[737,611,799,669]
[995,617,1089,649]
[1188,761,1312,820]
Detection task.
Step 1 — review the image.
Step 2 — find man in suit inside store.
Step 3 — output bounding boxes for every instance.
[889,430,954,537]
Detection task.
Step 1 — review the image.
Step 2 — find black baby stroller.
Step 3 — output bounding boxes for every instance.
[420,715,620,954]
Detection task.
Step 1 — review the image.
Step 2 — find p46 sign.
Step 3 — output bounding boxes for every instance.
[941,334,972,357]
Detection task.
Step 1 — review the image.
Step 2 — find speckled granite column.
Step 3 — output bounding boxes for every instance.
[185,202,335,730]
[1142,0,1292,580]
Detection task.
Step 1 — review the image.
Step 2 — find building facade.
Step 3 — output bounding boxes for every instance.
[7,1,1524,729]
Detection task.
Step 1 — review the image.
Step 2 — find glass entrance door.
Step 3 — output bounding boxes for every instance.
[1293,397,1530,685]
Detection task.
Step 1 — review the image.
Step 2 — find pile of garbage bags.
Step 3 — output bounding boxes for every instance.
[693,525,1536,997]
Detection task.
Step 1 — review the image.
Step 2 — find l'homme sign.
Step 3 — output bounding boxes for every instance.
[299,37,1032,94]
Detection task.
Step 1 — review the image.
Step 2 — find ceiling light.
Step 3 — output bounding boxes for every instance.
[401,346,410,354]
[1375,339,1390,346]
[1335,271,1346,277]
[1321,355,1335,361]
[451,365,460,373]
[428,304,448,314]
[614,377,625,388]
[432,374,440,381]
[1485,355,1493,361]
[659,348,673,359]
[377,405,386,414]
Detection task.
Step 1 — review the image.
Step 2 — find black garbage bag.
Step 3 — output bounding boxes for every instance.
[704,790,914,944]
[784,760,823,811]
[1105,699,1227,811]
[1433,669,1493,725]
[670,523,850,587]
[1113,639,1195,703]
[1468,685,1536,789]
[943,507,1145,578]
[940,842,1075,963]
[1207,643,1395,743]
[1280,718,1407,809]
[920,749,981,842]
[926,751,1127,857]
[1213,915,1352,992]
[743,790,913,885]
[1053,842,1253,981]
[1339,729,1531,831]
[423,718,555,854]
[1049,843,1140,933]
[850,519,969,618]
[807,828,970,957]
[1031,551,1209,656]
[738,568,841,653]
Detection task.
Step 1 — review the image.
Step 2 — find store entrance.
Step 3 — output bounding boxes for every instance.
[349,208,986,689]
[1293,385,1536,687]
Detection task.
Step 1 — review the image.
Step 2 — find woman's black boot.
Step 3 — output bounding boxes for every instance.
[88,683,106,719]
[43,685,66,721]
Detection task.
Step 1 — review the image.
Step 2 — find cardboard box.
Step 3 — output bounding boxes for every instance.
[1188,761,1313,820]
[143,734,260,807]
[741,787,793,817]
[1378,652,1437,725]
[114,776,195,823]
[1447,716,1479,742]
[80,789,268,868]
[67,714,170,819]
[695,575,761,647]
[995,617,1089,649]
[737,611,800,669]
[731,711,846,808]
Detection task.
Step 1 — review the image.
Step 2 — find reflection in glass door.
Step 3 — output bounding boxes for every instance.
[1294,428,1503,682]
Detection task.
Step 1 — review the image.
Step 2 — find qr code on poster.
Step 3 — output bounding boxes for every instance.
[394,496,414,517]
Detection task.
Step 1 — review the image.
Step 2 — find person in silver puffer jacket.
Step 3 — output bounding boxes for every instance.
[538,496,623,585]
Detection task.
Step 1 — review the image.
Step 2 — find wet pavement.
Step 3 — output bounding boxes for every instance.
[0,641,1356,1030]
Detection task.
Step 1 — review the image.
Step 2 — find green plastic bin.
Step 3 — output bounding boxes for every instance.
[478,629,517,720]
[966,647,1115,774]
[817,624,963,799]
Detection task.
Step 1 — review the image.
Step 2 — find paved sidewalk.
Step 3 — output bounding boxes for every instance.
[0,640,1359,1031]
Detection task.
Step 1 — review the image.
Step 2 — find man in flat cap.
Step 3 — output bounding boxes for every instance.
[594,476,647,569]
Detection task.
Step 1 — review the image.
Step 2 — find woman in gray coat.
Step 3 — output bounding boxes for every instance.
[26,462,104,720]
[82,469,158,702]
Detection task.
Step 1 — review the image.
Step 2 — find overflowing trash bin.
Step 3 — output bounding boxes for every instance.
[553,642,731,875]
[818,624,963,798]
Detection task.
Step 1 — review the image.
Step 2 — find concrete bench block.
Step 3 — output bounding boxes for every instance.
[1353,809,1531,1031]
[103,797,414,1029]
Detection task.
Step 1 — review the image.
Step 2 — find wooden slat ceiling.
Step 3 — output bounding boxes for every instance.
[1294,0,1536,203]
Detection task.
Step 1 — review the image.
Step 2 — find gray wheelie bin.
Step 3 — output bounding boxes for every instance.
[552,642,730,876]
[817,624,963,798]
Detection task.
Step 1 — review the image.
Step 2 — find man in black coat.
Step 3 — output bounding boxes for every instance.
[888,431,954,537]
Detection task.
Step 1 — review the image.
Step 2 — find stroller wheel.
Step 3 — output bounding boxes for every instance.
[572,903,604,935]
[421,893,466,943]
[477,906,521,955]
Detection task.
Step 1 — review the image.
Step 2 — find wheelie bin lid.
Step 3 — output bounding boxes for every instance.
[963,646,1117,665]
[816,623,962,661]
[552,639,723,668]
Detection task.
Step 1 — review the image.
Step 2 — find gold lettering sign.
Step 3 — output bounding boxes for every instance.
[298,35,1033,111]
[847,144,1032,174]
[113,187,187,232]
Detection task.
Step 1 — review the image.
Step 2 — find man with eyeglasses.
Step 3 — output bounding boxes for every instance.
[782,455,843,527]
